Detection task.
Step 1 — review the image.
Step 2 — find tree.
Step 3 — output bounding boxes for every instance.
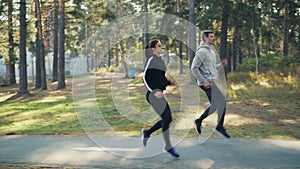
[143,0,149,48]
[57,0,65,89]
[52,0,59,81]
[117,0,129,78]
[18,0,28,94]
[188,0,196,82]
[283,1,289,56]
[7,0,16,85]
[177,0,184,74]
[34,0,41,89]
[219,0,230,73]
[35,0,47,90]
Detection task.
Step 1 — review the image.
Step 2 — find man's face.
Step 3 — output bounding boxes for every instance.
[205,33,215,45]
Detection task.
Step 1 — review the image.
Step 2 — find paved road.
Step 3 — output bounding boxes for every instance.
[0,135,300,169]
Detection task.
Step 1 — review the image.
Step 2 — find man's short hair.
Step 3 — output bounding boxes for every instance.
[202,30,214,41]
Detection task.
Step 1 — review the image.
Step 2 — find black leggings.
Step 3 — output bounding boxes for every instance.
[146,90,172,133]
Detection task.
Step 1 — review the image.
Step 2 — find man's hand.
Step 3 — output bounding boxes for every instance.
[221,59,228,68]
[203,82,211,89]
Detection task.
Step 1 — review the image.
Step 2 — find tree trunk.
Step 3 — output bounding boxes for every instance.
[107,38,111,67]
[177,0,183,74]
[143,0,149,48]
[35,8,41,89]
[85,21,89,72]
[165,40,170,65]
[118,34,129,78]
[227,42,232,72]
[188,0,196,83]
[115,49,119,67]
[233,27,239,71]
[142,0,149,66]
[220,0,229,73]
[57,0,65,89]
[93,39,97,70]
[179,41,183,74]
[36,0,47,90]
[52,0,59,81]
[8,0,16,85]
[283,2,289,56]
[18,0,28,94]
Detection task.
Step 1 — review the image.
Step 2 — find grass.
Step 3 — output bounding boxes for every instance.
[0,70,299,140]
[0,85,82,135]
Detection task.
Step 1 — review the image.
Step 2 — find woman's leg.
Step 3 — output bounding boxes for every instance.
[160,102,172,150]
[146,91,173,149]
[144,91,163,135]
[144,91,180,157]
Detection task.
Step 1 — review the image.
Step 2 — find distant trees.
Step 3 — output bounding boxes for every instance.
[0,0,299,93]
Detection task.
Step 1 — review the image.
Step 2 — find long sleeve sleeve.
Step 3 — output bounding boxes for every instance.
[191,50,210,86]
[143,56,170,92]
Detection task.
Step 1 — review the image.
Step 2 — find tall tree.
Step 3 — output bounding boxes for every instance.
[18,0,28,94]
[177,0,184,74]
[52,0,59,81]
[34,0,41,88]
[7,0,16,85]
[219,0,230,71]
[188,0,196,82]
[283,1,289,56]
[57,0,65,89]
[143,0,149,48]
[35,0,47,90]
[113,0,129,78]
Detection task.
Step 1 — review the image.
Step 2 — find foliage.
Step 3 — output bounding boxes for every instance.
[237,53,300,75]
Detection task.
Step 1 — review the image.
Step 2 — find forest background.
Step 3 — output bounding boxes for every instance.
[0,0,299,140]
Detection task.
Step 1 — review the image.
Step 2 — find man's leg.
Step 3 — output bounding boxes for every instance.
[211,82,230,138]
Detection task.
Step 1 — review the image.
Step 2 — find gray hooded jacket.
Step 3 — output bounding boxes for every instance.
[191,42,221,86]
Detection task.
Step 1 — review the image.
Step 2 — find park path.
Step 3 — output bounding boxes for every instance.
[0,135,300,169]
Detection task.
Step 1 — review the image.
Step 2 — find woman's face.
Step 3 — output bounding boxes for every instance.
[152,41,163,55]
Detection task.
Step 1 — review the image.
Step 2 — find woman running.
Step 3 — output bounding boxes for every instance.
[142,39,180,158]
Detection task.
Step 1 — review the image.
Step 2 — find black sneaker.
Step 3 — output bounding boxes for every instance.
[194,119,202,135]
[165,147,180,158]
[141,128,150,146]
[214,127,231,138]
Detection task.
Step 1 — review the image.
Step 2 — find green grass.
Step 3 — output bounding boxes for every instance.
[0,89,82,135]
[0,71,299,140]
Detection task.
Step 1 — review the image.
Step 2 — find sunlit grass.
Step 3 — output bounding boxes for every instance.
[0,71,299,140]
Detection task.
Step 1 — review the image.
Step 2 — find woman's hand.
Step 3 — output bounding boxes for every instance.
[154,91,164,99]
[170,80,177,86]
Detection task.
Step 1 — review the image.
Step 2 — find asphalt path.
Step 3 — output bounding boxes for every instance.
[1,135,300,169]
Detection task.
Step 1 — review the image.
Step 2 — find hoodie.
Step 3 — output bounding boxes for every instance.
[191,42,221,86]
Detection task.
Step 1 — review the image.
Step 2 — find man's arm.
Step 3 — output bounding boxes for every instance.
[191,51,209,86]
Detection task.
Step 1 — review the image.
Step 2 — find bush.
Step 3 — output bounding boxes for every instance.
[227,71,257,84]
[237,53,300,76]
